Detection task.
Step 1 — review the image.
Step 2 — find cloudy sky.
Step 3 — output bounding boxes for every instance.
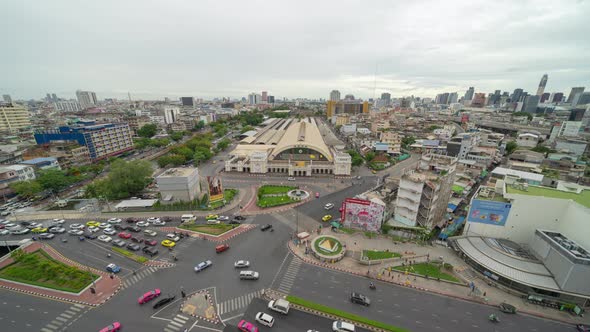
[2,0,589,101]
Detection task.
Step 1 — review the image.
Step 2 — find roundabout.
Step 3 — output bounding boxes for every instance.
[310,235,346,262]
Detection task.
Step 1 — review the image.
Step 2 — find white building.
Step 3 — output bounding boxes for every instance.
[149,116,166,126]
[549,121,582,142]
[156,167,201,203]
[163,106,180,124]
[54,101,82,112]
[75,90,97,109]
[5,164,36,181]
[516,133,539,148]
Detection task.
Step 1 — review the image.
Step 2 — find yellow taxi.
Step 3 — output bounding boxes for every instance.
[161,239,176,248]
[371,170,377,174]
[322,215,333,222]
[31,227,48,233]
[86,221,100,227]
[205,214,218,220]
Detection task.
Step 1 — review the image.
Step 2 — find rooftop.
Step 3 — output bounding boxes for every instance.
[506,185,590,208]
[157,167,197,178]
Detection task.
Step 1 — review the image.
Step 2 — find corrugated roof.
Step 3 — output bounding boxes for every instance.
[492,167,544,182]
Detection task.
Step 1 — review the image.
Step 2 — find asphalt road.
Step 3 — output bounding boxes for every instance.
[0,289,75,331]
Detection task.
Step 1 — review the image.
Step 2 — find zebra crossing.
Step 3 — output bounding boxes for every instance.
[277,258,302,294]
[122,266,158,288]
[40,303,86,332]
[217,289,264,316]
[163,313,191,332]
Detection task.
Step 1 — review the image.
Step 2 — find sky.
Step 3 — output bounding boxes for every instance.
[1,0,590,101]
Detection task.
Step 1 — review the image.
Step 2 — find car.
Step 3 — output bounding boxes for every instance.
[234,260,250,268]
[25,222,41,229]
[127,225,141,232]
[142,246,159,257]
[49,227,66,234]
[52,219,65,224]
[118,232,132,239]
[138,289,161,304]
[112,239,126,247]
[206,219,220,225]
[103,228,116,235]
[229,220,241,225]
[162,216,173,222]
[216,244,230,253]
[10,227,30,235]
[127,243,141,251]
[69,223,84,230]
[261,224,272,231]
[38,233,55,240]
[31,227,48,233]
[0,229,9,236]
[161,239,176,248]
[239,271,259,280]
[371,170,377,174]
[5,223,17,229]
[194,260,213,272]
[99,322,121,332]
[255,312,274,327]
[98,235,112,243]
[315,192,320,198]
[107,218,122,224]
[144,239,157,246]
[20,221,33,227]
[166,233,180,241]
[87,226,100,233]
[84,233,97,239]
[233,215,246,221]
[147,217,160,223]
[325,203,334,210]
[144,229,157,237]
[114,224,127,231]
[205,214,218,220]
[218,216,229,221]
[152,220,166,226]
[68,229,84,236]
[106,263,121,273]
[152,295,175,309]
[322,215,333,222]
[131,236,144,243]
[126,217,139,223]
[98,222,110,229]
[332,321,356,332]
[86,221,100,227]
[350,292,370,306]
[577,324,589,332]
[136,221,149,227]
[237,320,258,332]
[287,177,296,181]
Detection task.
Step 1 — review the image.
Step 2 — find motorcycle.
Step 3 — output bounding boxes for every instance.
[488,314,499,323]
[369,283,376,290]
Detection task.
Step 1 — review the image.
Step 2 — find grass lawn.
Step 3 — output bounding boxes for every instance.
[286,295,409,332]
[257,195,298,208]
[0,250,98,293]
[392,262,460,283]
[363,250,401,260]
[313,236,343,256]
[178,223,239,235]
[209,189,238,209]
[111,247,149,263]
[258,185,297,195]
[339,227,356,234]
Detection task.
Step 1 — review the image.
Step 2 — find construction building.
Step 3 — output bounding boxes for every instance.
[326,99,369,118]
[0,103,31,132]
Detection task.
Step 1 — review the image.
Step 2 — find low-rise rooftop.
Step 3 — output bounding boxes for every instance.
[506,185,590,208]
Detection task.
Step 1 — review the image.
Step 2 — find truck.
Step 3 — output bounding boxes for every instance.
[268,298,290,314]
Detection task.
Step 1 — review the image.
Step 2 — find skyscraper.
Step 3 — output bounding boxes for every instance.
[2,94,11,103]
[551,92,564,103]
[464,87,475,101]
[448,92,458,104]
[51,93,58,102]
[261,91,268,103]
[329,90,341,101]
[567,87,585,103]
[572,92,590,107]
[523,95,540,113]
[248,93,256,105]
[76,90,98,109]
[540,93,550,103]
[511,88,524,103]
[380,93,391,106]
[180,97,194,107]
[536,74,548,96]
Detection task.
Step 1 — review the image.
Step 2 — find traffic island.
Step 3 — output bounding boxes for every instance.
[181,289,219,324]
[310,235,346,262]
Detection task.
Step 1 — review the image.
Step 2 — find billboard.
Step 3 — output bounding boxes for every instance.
[467,199,511,226]
[207,176,224,203]
[341,198,385,232]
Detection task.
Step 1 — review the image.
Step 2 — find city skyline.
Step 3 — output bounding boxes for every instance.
[2,0,590,100]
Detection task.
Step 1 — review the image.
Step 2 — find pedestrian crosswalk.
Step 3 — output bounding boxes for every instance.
[163,313,191,332]
[277,258,301,294]
[41,303,86,332]
[122,266,158,288]
[217,289,264,316]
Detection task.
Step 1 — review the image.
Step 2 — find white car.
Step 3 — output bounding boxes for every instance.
[332,321,356,332]
[218,216,229,222]
[52,219,66,224]
[136,221,150,227]
[234,260,250,268]
[49,227,66,234]
[98,235,112,243]
[166,233,180,241]
[147,217,160,223]
[68,229,84,236]
[0,229,9,235]
[107,218,122,224]
[324,203,334,210]
[10,228,29,235]
[103,228,116,235]
[5,223,17,229]
[69,223,84,229]
[287,177,296,181]
[144,229,157,237]
[98,223,110,229]
[255,312,274,327]
[152,220,166,226]
[87,226,100,233]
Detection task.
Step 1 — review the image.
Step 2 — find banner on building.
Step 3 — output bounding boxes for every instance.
[207,176,224,203]
[467,199,511,226]
[341,198,384,232]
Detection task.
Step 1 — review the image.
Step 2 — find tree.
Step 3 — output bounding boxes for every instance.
[364,151,376,162]
[10,180,43,198]
[193,151,208,165]
[513,112,533,121]
[531,145,556,154]
[170,131,184,141]
[137,123,158,138]
[170,146,193,160]
[505,141,518,155]
[347,150,364,167]
[217,138,231,151]
[240,125,254,134]
[194,120,205,131]
[428,125,442,132]
[86,159,153,199]
[402,136,416,148]
[37,169,72,193]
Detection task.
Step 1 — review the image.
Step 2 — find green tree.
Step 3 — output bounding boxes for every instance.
[402,136,416,148]
[347,150,364,167]
[9,180,43,198]
[240,125,255,134]
[170,131,184,141]
[193,151,208,165]
[531,145,556,154]
[137,123,158,138]
[170,146,194,160]
[364,151,376,162]
[134,137,151,149]
[86,159,153,199]
[150,138,170,147]
[513,112,533,121]
[505,141,518,155]
[428,125,442,132]
[194,120,205,131]
[217,138,231,151]
[37,169,71,193]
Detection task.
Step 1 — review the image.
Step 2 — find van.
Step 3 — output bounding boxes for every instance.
[239,271,259,280]
[268,298,290,314]
[181,214,196,223]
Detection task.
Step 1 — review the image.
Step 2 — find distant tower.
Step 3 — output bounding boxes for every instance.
[536,74,548,96]
[329,90,341,101]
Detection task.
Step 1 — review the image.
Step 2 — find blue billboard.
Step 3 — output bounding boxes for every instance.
[467,199,511,226]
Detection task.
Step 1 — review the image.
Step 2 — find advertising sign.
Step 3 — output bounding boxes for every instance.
[341,198,384,232]
[207,176,224,203]
[467,199,511,226]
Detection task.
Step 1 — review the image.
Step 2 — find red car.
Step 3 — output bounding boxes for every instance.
[144,239,157,246]
[238,320,258,332]
[99,322,121,332]
[118,232,132,239]
[138,288,161,304]
[315,192,320,198]
[215,244,230,253]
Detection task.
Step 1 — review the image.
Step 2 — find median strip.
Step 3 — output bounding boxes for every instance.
[111,247,148,263]
[286,295,409,332]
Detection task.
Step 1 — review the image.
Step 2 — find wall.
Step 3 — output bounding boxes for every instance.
[557,201,590,249]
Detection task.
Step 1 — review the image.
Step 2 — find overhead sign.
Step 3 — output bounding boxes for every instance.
[467,199,511,226]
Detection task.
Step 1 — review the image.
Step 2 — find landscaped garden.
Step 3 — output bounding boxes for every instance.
[363,250,401,260]
[150,188,238,211]
[0,250,98,293]
[258,185,297,195]
[111,247,149,263]
[313,236,343,256]
[178,223,239,235]
[257,185,301,208]
[392,262,460,283]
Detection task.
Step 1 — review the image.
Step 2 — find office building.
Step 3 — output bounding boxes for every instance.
[267,96,275,104]
[380,93,391,106]
[2,94,11,103]
[261,91,268,103]
[522,95,540,113]
[0,103,31,132]
[435,93,449,105]
[569,109,586,122]
[75,90,98,109]
[448,92,458,104]
[393,153,457,229]
[329,90,341,101]
[54,100,82,112]
[471,93,486,107]
[464,87,475,101]
[549,121,582,141]
[572,92,590,107]
[51,93,58,102]
[164,106,180,124]
[34,123,133,161]
[326,99,369,117]
[567,87,585,104]
[511,88,524,103]
[180,97,194,107]
[551,92,564,103]
[156,167,201,203]
[536,74,548,96]
[540,92,550,103]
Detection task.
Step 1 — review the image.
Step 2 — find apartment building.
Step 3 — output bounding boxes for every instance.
[379,131,402,155]
[0,103,31,132]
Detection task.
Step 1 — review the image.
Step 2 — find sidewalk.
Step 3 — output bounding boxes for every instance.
[288,230,590,325]
[0,242,122,306]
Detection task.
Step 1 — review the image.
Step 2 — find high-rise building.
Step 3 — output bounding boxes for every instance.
[573,92,590,107]
[248,93,256,105]
[329,90,341,101]
[471,93,486,107]
[51,93,58,102]
[76,90,98,109]
[551,92,564,103]
[54,101,82,112]
[464,87,475,101]
[261,91,268,103]
[0,103,31,132]
[567,87,585,104]
[344,94,355,101]
[267,96,275,104]
[2,94,11,103]
[380,93,391,106]
[540,92,550,103]
[522,95,540,113]
[511,88,524,103]
[164,106,180,124]
[435,93,449,105]
[326,100,369,117]
[569,109,586,122]
[536,74,548,96]
[180,97,194,107]
[448,92,458,104]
